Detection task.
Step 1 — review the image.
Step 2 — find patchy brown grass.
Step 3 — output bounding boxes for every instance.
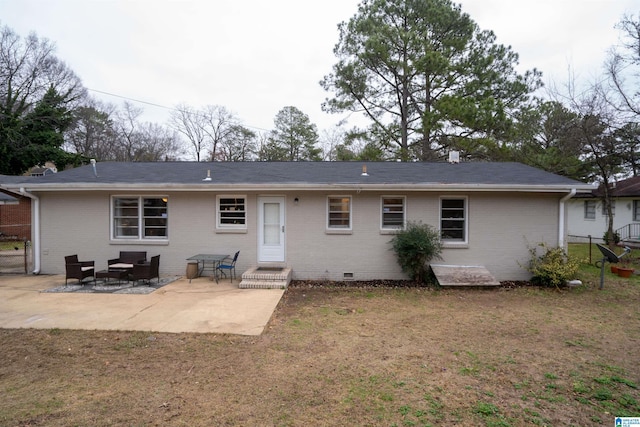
[1,269,639,426]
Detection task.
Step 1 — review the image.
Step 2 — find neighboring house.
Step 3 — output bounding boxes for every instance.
[29,161,58,177]
[568,176,640,243]
[29,167,57,177]
[0,161,592,282]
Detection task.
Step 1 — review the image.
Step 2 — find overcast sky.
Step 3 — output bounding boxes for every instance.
[0,0,637,133]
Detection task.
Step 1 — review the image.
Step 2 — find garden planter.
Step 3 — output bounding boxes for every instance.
[617,267,634,278]
[611,265,619,274]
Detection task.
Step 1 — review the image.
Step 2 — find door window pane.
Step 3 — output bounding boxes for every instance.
[263,202,280,245]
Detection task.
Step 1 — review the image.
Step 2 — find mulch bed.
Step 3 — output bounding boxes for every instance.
[289,279,534,289]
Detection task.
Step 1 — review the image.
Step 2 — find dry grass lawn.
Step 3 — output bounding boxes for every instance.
[1,262,639,426]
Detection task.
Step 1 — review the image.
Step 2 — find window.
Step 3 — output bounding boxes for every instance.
[381,196,405,229]
[440,197,466,242]
[217,196,247,229]
[602,200,615,216]
[328,196,351,229]
[112,196,168,240]
[584,200,596,220]
[634,200,640,221]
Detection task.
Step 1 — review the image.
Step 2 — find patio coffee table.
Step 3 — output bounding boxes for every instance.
[96,269,129,285]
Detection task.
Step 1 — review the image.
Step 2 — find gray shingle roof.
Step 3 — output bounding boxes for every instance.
[583,176,640,198]
[0,191,18,202]
[0,161,591,190]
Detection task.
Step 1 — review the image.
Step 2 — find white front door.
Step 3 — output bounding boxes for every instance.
[258,196,285,262]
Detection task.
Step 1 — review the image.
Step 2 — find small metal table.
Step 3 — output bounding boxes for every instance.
[186,254,229,282]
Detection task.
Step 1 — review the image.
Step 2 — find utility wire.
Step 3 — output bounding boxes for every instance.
[87,88,173,112]
[86,87,271,132]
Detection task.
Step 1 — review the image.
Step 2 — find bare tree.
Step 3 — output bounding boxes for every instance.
[108,102,180,161]
[169,104,208,161]
[0,23,86,117]
[606,14,640,119]
[201,105,238,161]
[553,75,624,247]
[135,123,182,161]
[170,104,239,161]
[112,102,145,161]
[319,125,346,160]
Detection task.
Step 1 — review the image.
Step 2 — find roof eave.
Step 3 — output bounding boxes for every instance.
[4,182,595,193]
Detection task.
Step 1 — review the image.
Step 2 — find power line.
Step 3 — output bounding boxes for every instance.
[86,87,271,132]
[87,88,173,112]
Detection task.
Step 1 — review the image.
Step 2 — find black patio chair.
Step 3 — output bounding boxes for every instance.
[132,255,160,285]
[65,254,95,286]
[216,251,239,283]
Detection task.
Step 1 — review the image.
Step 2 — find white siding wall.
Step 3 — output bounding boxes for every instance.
[567,198,637,241]
[39,190,564,282]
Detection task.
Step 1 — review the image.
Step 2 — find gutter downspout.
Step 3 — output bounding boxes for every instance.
[19,187,40,274]
[558,189,577,249]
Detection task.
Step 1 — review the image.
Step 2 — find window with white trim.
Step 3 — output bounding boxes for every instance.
[327,196,351,229]
[634,200,640,221]
[584,200,596,220]
[381,196,405,229]
[440,197,467,242]
[112,196,168,240]
[217,196,247,229]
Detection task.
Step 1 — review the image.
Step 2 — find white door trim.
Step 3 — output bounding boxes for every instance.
[257,196,285,263]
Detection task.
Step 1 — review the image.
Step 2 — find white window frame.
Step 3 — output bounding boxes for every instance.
[633,200,640,222]
[327,196,352,230]
[216,195,247,230]
[440,196,468,244]
[381,196,406,230]
[111,196,168,241]
[584,200,596,220]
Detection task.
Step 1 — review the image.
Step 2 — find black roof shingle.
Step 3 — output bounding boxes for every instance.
[0,161,591,189]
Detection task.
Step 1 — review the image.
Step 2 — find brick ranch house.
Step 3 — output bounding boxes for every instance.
[0,161,592,282]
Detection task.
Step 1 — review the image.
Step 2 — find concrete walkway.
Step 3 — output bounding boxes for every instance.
[0,274,286,335]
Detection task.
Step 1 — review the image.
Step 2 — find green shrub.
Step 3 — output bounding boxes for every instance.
[603,230,620,245]
[390,222,442,283]
[526,243,581,288]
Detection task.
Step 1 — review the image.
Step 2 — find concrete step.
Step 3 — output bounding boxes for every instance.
[239,266,292,289]
[238,280,289,289]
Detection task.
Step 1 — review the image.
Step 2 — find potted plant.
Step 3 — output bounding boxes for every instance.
[617,257,635,278]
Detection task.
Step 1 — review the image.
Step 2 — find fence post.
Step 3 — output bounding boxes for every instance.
[588,235,592,264]
[23,240,27,274]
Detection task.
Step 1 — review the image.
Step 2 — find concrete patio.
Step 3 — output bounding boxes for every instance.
[0,274,286,335]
